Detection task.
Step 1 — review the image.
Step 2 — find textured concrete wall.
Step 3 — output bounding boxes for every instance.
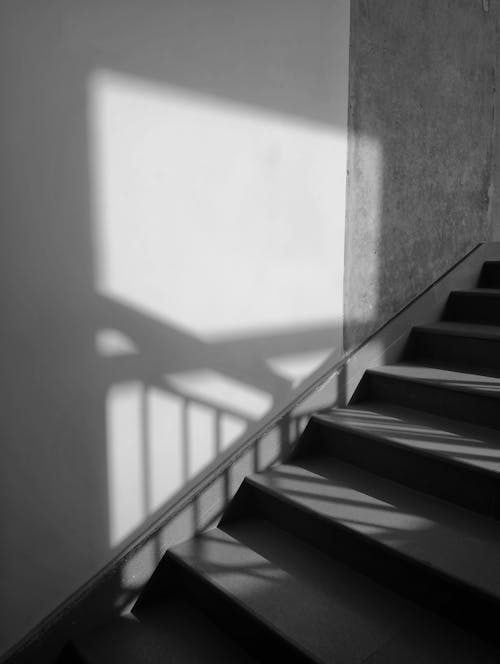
[345,0,496,349]
[492,3,500,240]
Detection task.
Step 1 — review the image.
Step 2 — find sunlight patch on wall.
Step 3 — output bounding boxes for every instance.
[96,328,138,357]
[185,402,216,478]
[90,69,351,548]
[167,369,272,419]
[148,389,184,513]
[105,378,256,545]
[267,348,333,388]
[106,382,145,545]
[88,70,347,340]
[220,414,248,451]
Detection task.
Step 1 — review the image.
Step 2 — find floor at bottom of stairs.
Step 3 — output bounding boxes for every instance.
[63,595,259,664]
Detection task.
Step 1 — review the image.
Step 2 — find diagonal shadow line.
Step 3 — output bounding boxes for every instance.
[97,295,339,397]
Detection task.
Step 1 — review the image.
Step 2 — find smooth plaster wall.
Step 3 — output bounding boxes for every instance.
[0,0,350,657]
[344,0,496,348]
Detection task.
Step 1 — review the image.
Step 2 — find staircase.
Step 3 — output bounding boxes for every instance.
[63,260,500,663]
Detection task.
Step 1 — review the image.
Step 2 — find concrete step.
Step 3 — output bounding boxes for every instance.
[138,519,500,663]
[60,599,258,663]
[478,261,500,288]
[224,459,500,642]
[60,257,500,662]
[410,321,500,370]
[365,362,500,429]
[295,403,500,519]
[445,289,500,324]
[134,531,313,663]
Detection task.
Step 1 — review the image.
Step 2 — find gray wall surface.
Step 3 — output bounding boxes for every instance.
[344,0,496,348]
[0,0,349,657]
[492,3,500,240]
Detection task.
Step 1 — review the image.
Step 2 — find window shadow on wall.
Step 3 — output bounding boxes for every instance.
[0,0,355,660]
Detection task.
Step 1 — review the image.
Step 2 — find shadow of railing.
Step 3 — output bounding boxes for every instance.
[92,293,344,602]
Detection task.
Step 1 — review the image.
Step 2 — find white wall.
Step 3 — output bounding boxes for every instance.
[0,0,350,655]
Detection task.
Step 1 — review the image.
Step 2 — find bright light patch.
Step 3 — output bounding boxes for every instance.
[89,70,347,340]
[148,389,185,512]
[89,68,355,548]
[167,369,272,419]
[186,402,216,477]
[220,413,248,450]
[106,383,145,545]
[96,328,138,356]
[267,348,333,387]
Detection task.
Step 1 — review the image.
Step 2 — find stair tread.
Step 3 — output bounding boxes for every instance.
[369,362,500,396]
[172,520,499,663]
[314,403,500,476]
[415,320,500,339]
[249,459,500,600]
[67,256,500,662]
[71,598,257,663]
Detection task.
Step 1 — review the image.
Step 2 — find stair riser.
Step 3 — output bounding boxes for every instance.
[479,263,500,288]
[134,553,315,664]
[237,480,500,643]
[410,330,500,369]
[296,418,500,520]
[57,645,87,664]
[367,373,500,430]
[445,293,500,324]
